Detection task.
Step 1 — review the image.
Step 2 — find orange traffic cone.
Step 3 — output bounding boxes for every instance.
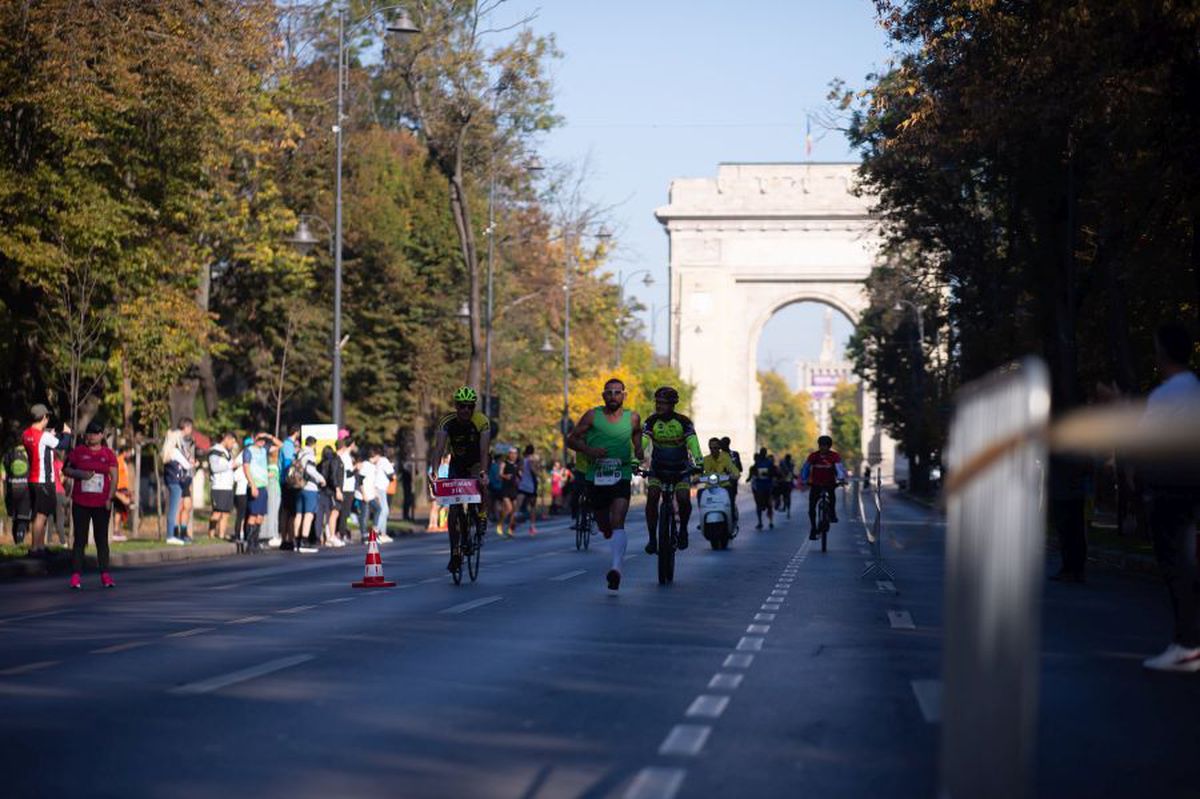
[352,530,396,588]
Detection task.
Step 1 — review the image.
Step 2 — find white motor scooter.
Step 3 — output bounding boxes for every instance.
[698,473,736,550]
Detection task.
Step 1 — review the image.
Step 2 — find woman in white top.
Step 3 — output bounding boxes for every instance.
[372,451,395,543]
[232,438,249,544]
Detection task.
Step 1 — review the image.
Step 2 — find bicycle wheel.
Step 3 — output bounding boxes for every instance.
[657,497,675,585]
[468,514,483,582]
[818,499,829,553]
[449,506,464,585]
[575,517,584,550]
[583,509,591,550]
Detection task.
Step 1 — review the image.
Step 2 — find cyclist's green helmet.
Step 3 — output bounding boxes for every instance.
[453,386,478,404]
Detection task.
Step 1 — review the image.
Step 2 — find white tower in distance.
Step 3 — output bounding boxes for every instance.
[796,308,857,434]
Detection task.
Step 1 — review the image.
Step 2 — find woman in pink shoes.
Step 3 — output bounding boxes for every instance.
[63,421,118,589]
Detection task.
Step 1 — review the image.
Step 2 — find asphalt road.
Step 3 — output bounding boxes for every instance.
[1,491,1196,798]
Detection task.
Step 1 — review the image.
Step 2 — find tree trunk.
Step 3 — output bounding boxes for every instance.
[152,422,164,540]
[131,442,142,539]
[120,351,134,439]
[448,170,483,388]
[196,258,219,417]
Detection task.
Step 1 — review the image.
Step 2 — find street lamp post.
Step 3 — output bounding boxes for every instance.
[328,5,418,428]
[614,269,654,367]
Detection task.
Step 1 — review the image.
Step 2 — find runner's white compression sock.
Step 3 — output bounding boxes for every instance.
[610,528,627,572]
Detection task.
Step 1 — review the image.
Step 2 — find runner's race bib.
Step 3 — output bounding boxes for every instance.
[594,458,623,487]
[80,473,105,494]
[434,478,482,506]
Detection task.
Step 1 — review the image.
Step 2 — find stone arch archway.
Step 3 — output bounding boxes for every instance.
[655,163,895,477]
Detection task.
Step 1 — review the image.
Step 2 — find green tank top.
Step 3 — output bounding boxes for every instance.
[584,408,633,484]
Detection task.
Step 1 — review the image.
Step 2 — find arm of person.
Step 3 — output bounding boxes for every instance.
[305,460,325,486]
[478,429,491,480]
[799,458,812,488]
[835,456,847,483]
[62,454,93,480]
[242,454,257,496]
[566,409,603,459]
[107,453,118,504]
[630,411,645,463]
[428,428,448,490]
[209,452,231,475]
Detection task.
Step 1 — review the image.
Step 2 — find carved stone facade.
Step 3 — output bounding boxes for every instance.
[655,163,895,477]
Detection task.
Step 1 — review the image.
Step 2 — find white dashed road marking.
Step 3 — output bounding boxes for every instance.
[746,624,770,634]
[170,654,316,696]
[226,615,268,625]
[549,570,586,582]
[876,580,897,593]
[165,627,214,639]
[754,613,775,621]
[0,660,60,676]
[440,596,503,615]
[708,673,744,690]
[685,695,730,719]
[658,724,711,756]
[911,679,942,722]
[277,605,316,614]
[888,610,916,630]
[724,653,754,668]
[736,636,764,652]
[90,641,150,655]
[625,767,686,799]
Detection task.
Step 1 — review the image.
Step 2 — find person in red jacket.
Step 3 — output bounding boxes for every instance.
[63,421,118,589]
[800,435,847,540]
[21,404,71,557]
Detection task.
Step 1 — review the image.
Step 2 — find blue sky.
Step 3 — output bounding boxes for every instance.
[494,1,891,387]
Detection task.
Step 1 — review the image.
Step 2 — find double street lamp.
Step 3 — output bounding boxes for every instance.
[289,5,420,429]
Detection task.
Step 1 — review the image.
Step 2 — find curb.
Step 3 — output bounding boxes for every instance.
[0,542,239,578]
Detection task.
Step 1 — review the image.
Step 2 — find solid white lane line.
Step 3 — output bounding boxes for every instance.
[876,580,897,593]
[658,724,711,756]
[276,605,316,615]
[440,595,503,615]
[90,641,150,655]
[322,597,355,604]
[165,627,215,639]
[170,654,316,696]
[736,636,764,652]
[226,615,268,625]
[550,570,586,582]
[419,577,442,584]
[888,610,916,630]
[723,653,754,668]
[685,695,730,719]
[0,659,60,676]
[911,679,942,723]
[746,624,770,634]
[754,613,776,622]
[624,767,686,799]
[708,673,744,690]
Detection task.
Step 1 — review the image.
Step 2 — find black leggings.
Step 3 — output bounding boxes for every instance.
[71,504,111,573]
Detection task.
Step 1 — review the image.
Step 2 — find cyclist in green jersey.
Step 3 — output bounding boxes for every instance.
[567,377,644,591]
[642,386,704,553]
[428,387,492,573]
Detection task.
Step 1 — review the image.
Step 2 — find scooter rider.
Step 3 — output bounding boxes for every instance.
[702,437,740,529]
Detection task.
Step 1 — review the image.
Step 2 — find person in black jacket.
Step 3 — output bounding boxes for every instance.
[315,445,344,547]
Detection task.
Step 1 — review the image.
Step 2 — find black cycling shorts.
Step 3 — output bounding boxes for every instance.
[448,462,482,480]
[589,479,631,509]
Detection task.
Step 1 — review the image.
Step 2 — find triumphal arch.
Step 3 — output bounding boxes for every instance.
[655,162,895,478]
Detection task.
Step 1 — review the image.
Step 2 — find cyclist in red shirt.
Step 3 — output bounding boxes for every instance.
[800,435,847,540]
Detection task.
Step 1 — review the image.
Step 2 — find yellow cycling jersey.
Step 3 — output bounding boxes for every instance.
[701,451,739,485]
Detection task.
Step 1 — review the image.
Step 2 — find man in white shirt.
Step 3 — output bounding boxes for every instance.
[337,437,357,543]
[1141,322,1200,673]
[207,432,237,540]
[372,450,396,543]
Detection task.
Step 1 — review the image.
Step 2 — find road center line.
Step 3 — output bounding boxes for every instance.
[440,595,503,615]
[0,659,60,676]
[549,570,586,582]
[165,627,214,639]
[723,653,754,668]
[754,613,775,622]
[686,695,731,719]
[736,636,764,652]
[170,654,316,696]
[658,724,711,756]
[322,597,355,604]
[226,615,268,625]
[0,610,67,625]
[624,767,686,799]
[876,580,897,593]
[888,610,916,630]
[708,673,744,690]
[90,641,150,655]
[746,624,770,634]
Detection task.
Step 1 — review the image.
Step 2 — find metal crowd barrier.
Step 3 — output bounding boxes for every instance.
[855,473,893,581]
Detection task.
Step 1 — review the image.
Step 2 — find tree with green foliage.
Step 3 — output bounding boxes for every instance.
[830,382,863,468]
[756,372,818,458]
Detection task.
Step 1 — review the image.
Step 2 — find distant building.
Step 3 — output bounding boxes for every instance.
[796,308,857,434]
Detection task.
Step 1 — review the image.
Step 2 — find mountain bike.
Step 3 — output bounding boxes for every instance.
[814,483,843,553]
[434,479,486,584]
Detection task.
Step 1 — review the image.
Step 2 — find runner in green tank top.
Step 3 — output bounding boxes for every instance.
[567,377,644,592]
